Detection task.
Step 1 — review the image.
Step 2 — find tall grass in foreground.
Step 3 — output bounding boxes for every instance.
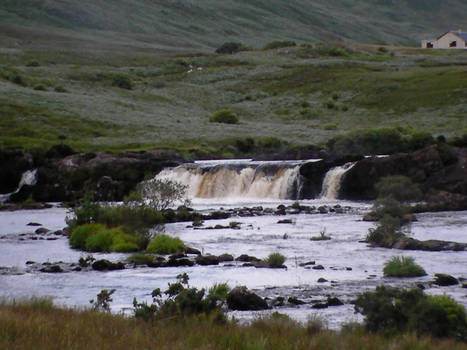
[0,300,466,350]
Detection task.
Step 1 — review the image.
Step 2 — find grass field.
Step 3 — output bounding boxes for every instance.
[1,299,466,350]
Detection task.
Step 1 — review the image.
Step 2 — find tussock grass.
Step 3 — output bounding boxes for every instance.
[383,256,427,277]
[0,300,465,350]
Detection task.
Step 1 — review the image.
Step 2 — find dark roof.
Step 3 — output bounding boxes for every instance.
[437,30,467,41]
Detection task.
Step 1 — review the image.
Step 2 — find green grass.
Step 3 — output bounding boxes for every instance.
[70,224,139,253]
[265,252,286,268]
[1,299,466,350]
[146,234,185,254]
[383,256,427,277]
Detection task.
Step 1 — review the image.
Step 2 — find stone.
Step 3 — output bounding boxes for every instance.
[35,227,50,234]
[227,286,268,311]
[195,255,220,266]
[40,265,63,273]
[288,297,306,305]
[312,265,325,270]
[27,222,42,226]
[327,297,344,306]
[299,261,316,267]
[434,273,459,286]
[236,254,260,262]
[185,247,201,255]
[218,253,234,262]
[92,259,125,271]
[317,278,328,283]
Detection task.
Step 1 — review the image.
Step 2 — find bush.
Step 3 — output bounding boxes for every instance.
[375,176,423,203]
[111,73,133,89]
[33,83,47,91]
[366,214,404,247]
[85,229,114,252]
[354,286,467,339]
[370,197,407,221]
[26,59,40,67]
[209,109,239,124]
[98,204,164,231]
[146,234,185,254]
[215,42,245,54]
[69,223,105,250]
[263,40,296,50]
[139,178,189,211]
[383,256,426,277]
[54,85,68,93]
[266,252,286,268]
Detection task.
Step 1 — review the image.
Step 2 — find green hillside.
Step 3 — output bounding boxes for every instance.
[0,1,466,156]
[0,0,466,50]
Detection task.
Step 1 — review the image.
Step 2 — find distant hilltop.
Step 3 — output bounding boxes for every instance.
[1,0,467,49]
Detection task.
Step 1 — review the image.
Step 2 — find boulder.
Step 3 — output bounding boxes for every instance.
[92,259,125,271]
[288,297,306,305]
[227,286,268,311]
[195,255,220,266]
[236,254,261,262]
[40,265,63,273]
[35,227,50,234]
[327,297,344,306]
[185,247,201,255]
[434,273,459,286]
[218,253,234,262]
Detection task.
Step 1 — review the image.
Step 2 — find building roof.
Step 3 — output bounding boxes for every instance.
[437,30,467,41]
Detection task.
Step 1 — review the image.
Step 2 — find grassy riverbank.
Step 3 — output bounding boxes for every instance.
[1,299,466,350]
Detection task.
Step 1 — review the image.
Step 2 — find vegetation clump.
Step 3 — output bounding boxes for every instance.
[355,286,467,340]
[265,252,286,268]
[383,256,427,277]
[263,40,296,50]
[209,109,239,124]
[69,224,140,252]
[146,234,185,254]
[215,42,246,54]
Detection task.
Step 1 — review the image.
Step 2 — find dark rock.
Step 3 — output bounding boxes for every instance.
[434,273,459,286]
[169,252,186,260]
[271,296,285,307]
[392,237,467,251]
[461,283,467,289]
[288,297,306,305]
[166,258,194,267]
[27,222,42,226]
[185,247,201,255]
[218,253,234,262]
[236,254,261,262]
[277,219,293,224]
[195,255,220,266]
[35,227,50,234]
[318,206,328,214]
[227,286,268,311]
[92,259,125,271]
[346,267,353,271]
[312,265,325,270]
[251,261,271,269]
[312,302,328,309]
[26,261,35,265]
[317,278,328,283]
[40,265,63,273]
[327,297,344,306]
[299,261,316,267]
[72,266,82,271]
[362,213,377,222]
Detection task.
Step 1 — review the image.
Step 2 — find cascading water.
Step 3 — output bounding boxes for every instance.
[154,160,307,200]
[320,162,356,200]
[0,169,38,203]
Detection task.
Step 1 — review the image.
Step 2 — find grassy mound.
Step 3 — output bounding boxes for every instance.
[383,256,427,277]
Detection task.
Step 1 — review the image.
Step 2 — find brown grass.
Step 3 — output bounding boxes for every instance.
[0,300,466,350]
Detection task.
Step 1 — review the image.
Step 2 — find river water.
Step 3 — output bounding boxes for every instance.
[0,160,466,329]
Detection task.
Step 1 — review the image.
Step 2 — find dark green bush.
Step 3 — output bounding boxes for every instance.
[235,137,255,153]
[146,234,185,254]
[33,83,47,91]
[383,256,426,277]
[263,41,296,50]
[215,42,245,54]
[354,286,467,339]
[69,223,106,250]
[46,143,74,158]
[111,73,133,89]
[375,176,423,203]
[209,109,239,124]
[371,197,407,220]
[366,214,404,247]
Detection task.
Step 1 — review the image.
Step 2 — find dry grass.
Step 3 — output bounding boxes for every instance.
[1,300,466,350]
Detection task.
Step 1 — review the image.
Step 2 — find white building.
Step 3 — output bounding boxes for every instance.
[422,30,467,49]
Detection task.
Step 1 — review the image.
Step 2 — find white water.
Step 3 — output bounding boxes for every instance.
[155,160,309,201]
[0,169,37,203]
[320,162,355,200]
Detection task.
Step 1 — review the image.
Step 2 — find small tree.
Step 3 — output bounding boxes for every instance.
[139,178,189,210]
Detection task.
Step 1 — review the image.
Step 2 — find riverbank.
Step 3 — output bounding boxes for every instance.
[1,299,465,350]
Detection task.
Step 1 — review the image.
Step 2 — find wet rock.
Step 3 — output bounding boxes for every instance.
[35,227,50,234]
[434,273,459,286]
[317,278,328,283]
[277,219,293,224]
[346,267,353,271]
[299,261,316,267]
[53,230,65,236]
[227,286,268,311]
[40,265,63,273]
[195,255,220,266]
[27,222,42,226]
[312,265,325,270]
[312,302,328,309]
[251,261,271,269]
[169,252,186,260]
[92,259,125,271]
[362,213,377,221]
[327,297,344,306]
[392,237,467,251]
[166,258,194,267]
[318,206,328,214]
[288,297,306,305]
[185,247,201,255]
[271,296,285,307]
[218,253,234,262]
[236,254,261,262]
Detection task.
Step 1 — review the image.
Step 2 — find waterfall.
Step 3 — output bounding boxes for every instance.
[320,162,355,200]
[0,169,38,203]
[154,160,306,200]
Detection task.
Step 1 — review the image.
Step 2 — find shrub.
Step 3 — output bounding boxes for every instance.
[98,204,164,230]
[85,229,114,252]
[375,176,423,203]
[370,197,407,220]
[54,85,68,93]
[263,40,296,50]
[33,83,47,91]
[109,232,140,252]
[215,42,245,54]
[69,223,105,250]
[354,286,467,339]
[12,74,26,86]
[383,256,426,277]
[209,109,239,124]
[25,59,40,67]
[111,73,133,89]
[366,214,404,247]
[266,252,286,268]
[139,178,189,211]
[146,234,185,254]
